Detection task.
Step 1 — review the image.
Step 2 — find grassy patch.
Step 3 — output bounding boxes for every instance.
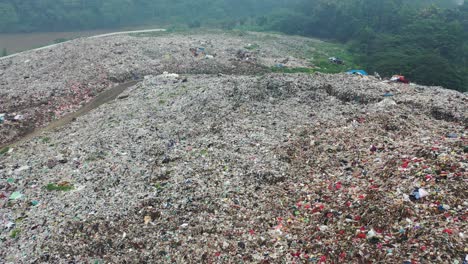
[40,137,51,143]
[0,146,10,155]
[10,228,20,238]
[308,42,361,73]
[200,149,208,156]
[45,182,74,192]
[271,67,315,74]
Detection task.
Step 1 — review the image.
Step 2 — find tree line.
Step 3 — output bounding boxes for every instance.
[265,0,467,91]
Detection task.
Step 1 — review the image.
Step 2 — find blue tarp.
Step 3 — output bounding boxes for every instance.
[347,70,368,76]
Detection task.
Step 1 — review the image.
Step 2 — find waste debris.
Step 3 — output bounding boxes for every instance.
[0,32,466,263]
[0,31,314,147]
[328,56,344,65]
[189,47,206,57]
[391,75,410,84]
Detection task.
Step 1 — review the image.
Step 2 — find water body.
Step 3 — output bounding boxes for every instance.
[0,26,155,55]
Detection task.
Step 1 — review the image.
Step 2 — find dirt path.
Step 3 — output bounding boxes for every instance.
[1,80,138,149]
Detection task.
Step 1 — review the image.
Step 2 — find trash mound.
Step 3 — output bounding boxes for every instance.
[0,31,313,147]
[0,71,466,263]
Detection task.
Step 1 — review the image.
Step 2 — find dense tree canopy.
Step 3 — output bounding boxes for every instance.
[268,0,467,91]
[0,0,466,91]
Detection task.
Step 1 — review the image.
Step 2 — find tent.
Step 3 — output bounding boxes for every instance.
[347,70,368,76]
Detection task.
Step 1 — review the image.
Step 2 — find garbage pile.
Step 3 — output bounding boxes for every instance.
[236,49,256,62]
[0,70,466,262]
[0,31,313,147]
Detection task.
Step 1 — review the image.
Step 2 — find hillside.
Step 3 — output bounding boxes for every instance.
[0,31,467,263]
[0,31,319,147]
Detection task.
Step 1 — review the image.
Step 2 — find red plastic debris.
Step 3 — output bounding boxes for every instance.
[357,233,367,239]
[442,229,453,235]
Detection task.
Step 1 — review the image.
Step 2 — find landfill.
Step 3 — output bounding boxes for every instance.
[0,31,467,263]
[0,30,317,147]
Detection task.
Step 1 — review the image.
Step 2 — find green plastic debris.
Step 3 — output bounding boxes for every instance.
[7,178,14,184]
[9,191,23,200]
[0,146,10,155]
[31,200,39,206]
[45,182,74,191]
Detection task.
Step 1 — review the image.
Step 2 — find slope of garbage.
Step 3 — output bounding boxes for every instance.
[1,31,467,263]
[0,30,314,147]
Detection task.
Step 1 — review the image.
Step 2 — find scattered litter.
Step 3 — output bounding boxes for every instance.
[189,47,206,57]
[9,191,23,200]
[409,188,429,200]
[328,57,344,65]
[391,75,410,84]
[236,49,255,61]
[5,221,15,230]
[374,72,382,80]
[161,71,179,78]
[375,98,397,109]
[13,115,24,121]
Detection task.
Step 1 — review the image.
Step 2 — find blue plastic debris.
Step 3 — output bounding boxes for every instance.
[346,70,368,76]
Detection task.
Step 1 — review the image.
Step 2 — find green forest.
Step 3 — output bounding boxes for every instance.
[0,0,467,91]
